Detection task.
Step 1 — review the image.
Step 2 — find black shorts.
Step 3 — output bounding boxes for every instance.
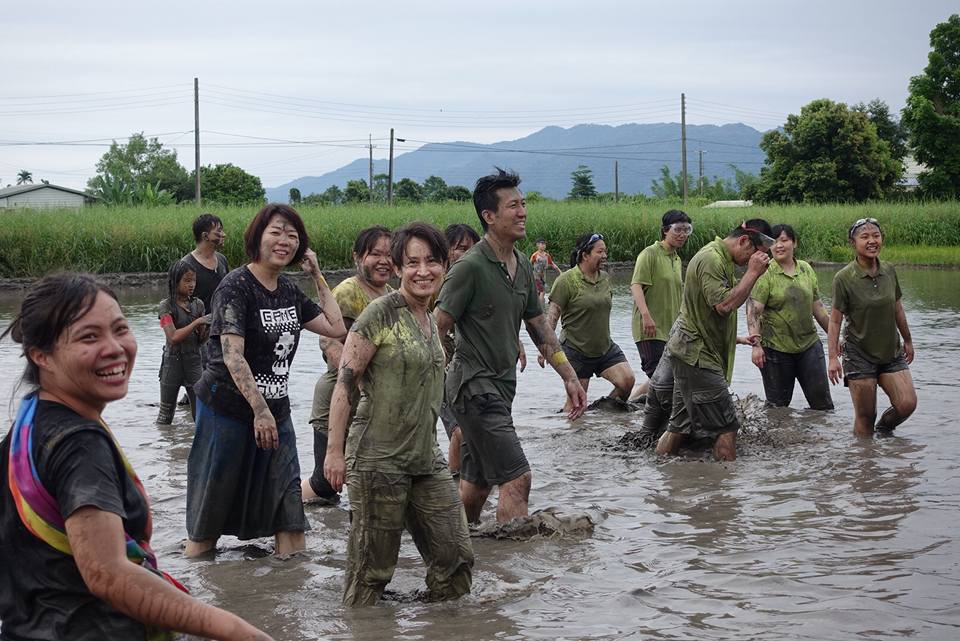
[842,340,909,385]
[635,339,666,378]
[563,342,628,380]
[450,392,530,488]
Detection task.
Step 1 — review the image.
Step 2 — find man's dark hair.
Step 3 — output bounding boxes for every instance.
[391,222,449,269]
[728,218,773,248]
[473,167,521,231]
[353,225,391,259]
[1,273,118,388]
[444,223,480,248]
[243,203,308,265]
[770,223,796,243]
[192,213,223,243]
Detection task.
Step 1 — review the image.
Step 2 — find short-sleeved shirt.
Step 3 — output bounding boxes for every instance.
[548,266,613,357]
[751,259,821,354]
[158,296,205,357]
[666,238,738,383]
[182,251,228,313]
[437,238,541,404]
[0,400,150,641]
[832,259,903,363]
[631,241,683,343]
[195,266,322,423]
[530,250,557,281]
[346,291,446,475]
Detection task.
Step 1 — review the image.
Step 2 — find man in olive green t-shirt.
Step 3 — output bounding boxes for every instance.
[435,168,586,524]
[656,219,774,461]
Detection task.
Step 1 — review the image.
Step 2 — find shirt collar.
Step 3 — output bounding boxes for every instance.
[852,258,887,278]
[712,236,733,264]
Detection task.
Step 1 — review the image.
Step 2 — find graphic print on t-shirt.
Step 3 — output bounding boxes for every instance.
[257,306,301,399]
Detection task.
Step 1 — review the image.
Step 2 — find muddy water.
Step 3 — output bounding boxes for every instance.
[1,266,959,640]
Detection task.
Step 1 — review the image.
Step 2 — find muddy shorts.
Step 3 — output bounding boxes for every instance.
[635,339,666,379]
[343,464,473,606]
[563,342,628,381]
[450,392,530,488]
[640,353,674,438]
[760,342,833,409]
[667,356,740,440]
[842,340,909,385]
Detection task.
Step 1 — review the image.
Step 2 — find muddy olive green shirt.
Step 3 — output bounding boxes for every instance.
[630,241,683,343]
[665,238,738,383]
[751,259,821,354]
[549,266,613,357]
[832,259,902,363]
[346,291,445,475]
[437,238,541,404]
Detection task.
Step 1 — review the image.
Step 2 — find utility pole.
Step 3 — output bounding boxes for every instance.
[387,128,394,205]
[614,160,619,203]
[681,92,688,206]
[368,134,374,191]
[194,77,201,205]
[698,149,704,197]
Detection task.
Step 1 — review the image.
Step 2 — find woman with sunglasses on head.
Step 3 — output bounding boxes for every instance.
[0,273,273,641]
[538,232,635,412]
[827,218,916,437]
[746,224,833,410]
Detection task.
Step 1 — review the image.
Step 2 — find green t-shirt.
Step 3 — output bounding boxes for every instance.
[832,259,902,363]
[751,259,821,354]
[665,238,738,383]
[548,266,613,357]
[436,238,541,404]
[346,291,446,475]
[630,241,683,343]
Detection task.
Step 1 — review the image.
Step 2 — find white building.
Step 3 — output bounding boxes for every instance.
[0,184,97,208]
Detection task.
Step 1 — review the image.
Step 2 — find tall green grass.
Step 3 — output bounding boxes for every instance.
[1,201,958,277]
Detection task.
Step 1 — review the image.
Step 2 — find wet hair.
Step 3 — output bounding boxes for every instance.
[570,232,604,268]
[0,273,118,389]
[444,223,480,249]
[167,259,196,303]
[661,209,692,239]
[243,203,308,265]
[391,222,449,269]
[353,225,392,261]
[770,224,796,243]
[192,213,223,242]
[473,167,521,231]
[728,218,773,247]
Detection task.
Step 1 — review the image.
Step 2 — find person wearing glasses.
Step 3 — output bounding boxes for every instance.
[746,224,833,410]
[827,218,916,437]
[538,232,635,413]
[656,219,774,461]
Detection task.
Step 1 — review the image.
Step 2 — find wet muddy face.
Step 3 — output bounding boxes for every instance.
[357,236,393,287]
[178,270,197,298]
[485,187,526,241]
[851,224,883,260]
[580,240,607,272]
[399,237,445,300]
[257,215,300,269]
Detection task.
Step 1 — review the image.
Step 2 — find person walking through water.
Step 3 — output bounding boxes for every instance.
[529,237,562,309]
[435,168,586,524]
[539,232,635,411]
[156,259,209,423]
[657,220,774,461]
[828,218,917,436]
[301,225,393,503]
[747,224,833,410]
[324,223,473,606]
[183,213,229,313]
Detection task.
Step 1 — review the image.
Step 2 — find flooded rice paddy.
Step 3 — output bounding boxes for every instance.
[1,266,958,640]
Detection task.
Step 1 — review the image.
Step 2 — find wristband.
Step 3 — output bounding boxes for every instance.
[316,273,329,289]
[550,351,568,367]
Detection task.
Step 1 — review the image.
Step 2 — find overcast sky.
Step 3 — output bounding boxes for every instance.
[1,0,954,190]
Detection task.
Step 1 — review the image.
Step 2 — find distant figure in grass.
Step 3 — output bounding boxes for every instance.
[747,224,833,410]
[539,232,635,412]
[529,237,562,309]
[657,220,774,461]
[183,213,229,314]
[828,218,917,437]
[156,259,209,424]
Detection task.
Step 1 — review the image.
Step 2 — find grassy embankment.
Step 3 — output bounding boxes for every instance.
[1,201,959,278]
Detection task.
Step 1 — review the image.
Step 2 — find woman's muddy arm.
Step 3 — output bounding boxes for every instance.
[324,331,376,491]
[221,333,276,449]
[895,299,914,364]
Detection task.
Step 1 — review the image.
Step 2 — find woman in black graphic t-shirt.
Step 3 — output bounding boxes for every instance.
[189,204,345,558]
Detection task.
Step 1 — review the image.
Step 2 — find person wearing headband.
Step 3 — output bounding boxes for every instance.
[656,218,773,461]
[827,218,917,436]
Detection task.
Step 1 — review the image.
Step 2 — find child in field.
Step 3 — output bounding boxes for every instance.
[157,259,209,424]
[530,238,562,308]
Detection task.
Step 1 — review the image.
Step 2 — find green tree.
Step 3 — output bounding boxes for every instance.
[289,187,302,204]
[87,133,191,201]
[568,165,598,199]
[753,98,901,203]
[394,177,423,203]
[16,170,33,185]
[445,185,472,201]
[344,179,370,203]
[421,175,449,201]
[901,14,960,198]
[322,184,344,205]
[371,173,389,202]
[854,99,908,163]
[193,164,265,204]
[650,166,692,199]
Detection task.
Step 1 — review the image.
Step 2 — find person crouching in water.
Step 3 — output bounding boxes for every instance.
[324,222,473,606]
[157,259,209,423]
[539,232,635,410]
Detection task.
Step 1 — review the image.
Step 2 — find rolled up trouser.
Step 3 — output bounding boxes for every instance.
[667,356,740,440]
[639,354,675,442]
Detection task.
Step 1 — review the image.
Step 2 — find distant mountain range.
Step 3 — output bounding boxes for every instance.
[265,122,767,201]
